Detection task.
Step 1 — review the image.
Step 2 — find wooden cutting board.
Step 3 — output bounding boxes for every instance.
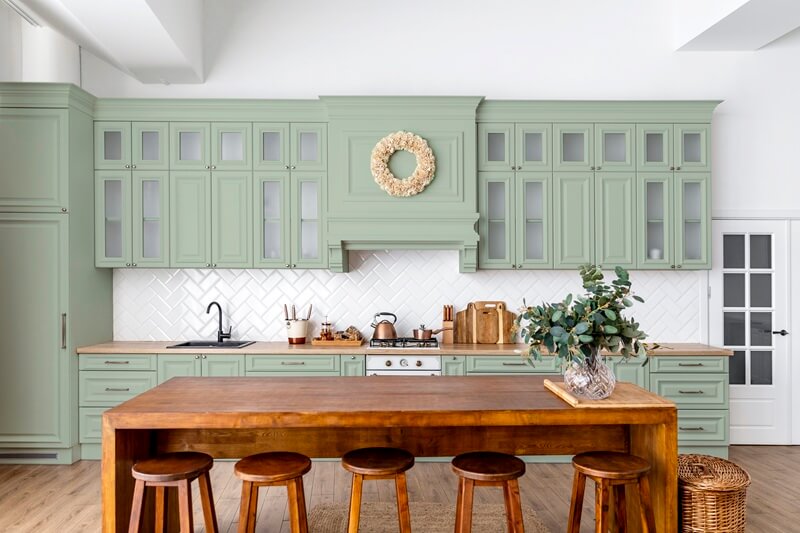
[473,301,502,344]
[454,303,474,344]
[544,379,674,408]
[497,304,516,344]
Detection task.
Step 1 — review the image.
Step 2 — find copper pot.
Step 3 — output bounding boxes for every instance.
[371,312,398,340]
[412,324,451,340]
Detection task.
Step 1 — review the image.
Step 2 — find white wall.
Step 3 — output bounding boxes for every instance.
[77,0,800,215]
[0,3,22,80]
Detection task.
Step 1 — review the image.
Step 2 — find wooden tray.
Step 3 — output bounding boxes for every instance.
[543,379,674,408]
[310,338,364,346]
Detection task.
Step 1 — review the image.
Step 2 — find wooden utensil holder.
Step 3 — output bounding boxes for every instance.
[441,320,454,344]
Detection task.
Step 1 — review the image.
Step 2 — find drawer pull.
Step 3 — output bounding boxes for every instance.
[678,390,705,394]
[105,387,130,392]
[679,426,706,431]
[501,362,527,366]
[104,360,130,365]
[678,363,704,367]
[280,361,306,366]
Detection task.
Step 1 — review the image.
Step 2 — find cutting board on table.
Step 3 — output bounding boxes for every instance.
[472,301,501,343]
[454,303,474,344]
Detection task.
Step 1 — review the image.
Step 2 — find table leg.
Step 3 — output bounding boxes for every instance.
[629,412,678,533]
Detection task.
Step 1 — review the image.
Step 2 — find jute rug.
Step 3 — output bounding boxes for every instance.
[308,502,551,533]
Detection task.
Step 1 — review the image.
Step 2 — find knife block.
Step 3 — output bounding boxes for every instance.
[441,320,454,344]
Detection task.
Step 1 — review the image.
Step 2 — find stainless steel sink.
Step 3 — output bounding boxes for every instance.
[167,340,255,349]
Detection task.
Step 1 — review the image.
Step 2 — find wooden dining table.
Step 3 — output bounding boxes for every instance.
[102,375,678,532]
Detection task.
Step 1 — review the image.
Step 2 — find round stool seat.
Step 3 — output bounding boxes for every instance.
[572,451,651,480]
[235,451,312,483]
[341,447,415,476]
[131,451,213,483]
[452,451,526,482]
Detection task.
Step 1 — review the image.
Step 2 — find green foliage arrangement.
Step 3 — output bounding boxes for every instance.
[515,265,654,366]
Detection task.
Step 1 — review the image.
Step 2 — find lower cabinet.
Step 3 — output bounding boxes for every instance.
[341,355,365,376]
[157,353,244,383]
[443,355,465,376]
[466,355,559,374]
[245,354,341,376]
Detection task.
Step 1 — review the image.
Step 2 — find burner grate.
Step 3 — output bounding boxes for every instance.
[369,337,439,348]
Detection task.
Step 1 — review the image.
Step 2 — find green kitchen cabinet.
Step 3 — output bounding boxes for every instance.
[477,123,514,171]
[171,122,251,171]
[290,172,327,268]
[212,171,253,267]
[636,173,674,269]
[555,123,634,172]
[553,172,594,268]
[674,125,710,172]
[608,355,648,389]
[636,124,673,172]
[554,124,593,171]
[466,355,559,374]
[95,170,170,267]
[341,355,365,376]
[479,171,552,269]
[0,108,68,212]
[636,124,710,173]
[246,354,340,375]
[443,355,466,376]
[675,173,710,269]
[254,172,291,267]
[94,121,169,170]
[595,173,636,268]
[157,354,245,383]
[254,122,327,172]
[478,123,551,172]
[170,171,211,267]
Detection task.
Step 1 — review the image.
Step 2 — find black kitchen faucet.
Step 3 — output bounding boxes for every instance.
[206,301,232,343]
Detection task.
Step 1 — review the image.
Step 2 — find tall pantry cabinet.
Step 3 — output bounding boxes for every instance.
[0,84,112,464]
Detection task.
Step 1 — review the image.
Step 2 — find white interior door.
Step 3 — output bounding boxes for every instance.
[710,219,791,444]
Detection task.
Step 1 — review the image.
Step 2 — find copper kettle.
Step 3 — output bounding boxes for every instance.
[370,312,398,340]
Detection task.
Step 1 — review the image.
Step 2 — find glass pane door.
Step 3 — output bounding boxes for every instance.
[94,122,131,170]
[254,173,289,267]
[170,123,210,170]
[291,173,327,268]
[94,171,130,267]
[637,173,673,269]
[254,123,290,171]
[594,124,634,171]
[517,172,551,268]
[132,122,169,170]
[636,124,673,171]
[553,124,593,171]
[514,124,552,170]
[290,124,327,171]
[675,174,710,268]
[478,173,513,268]
[211,123,252,170]
[478,124,514,171]
[675,124,710,171]
[132,172,169,267]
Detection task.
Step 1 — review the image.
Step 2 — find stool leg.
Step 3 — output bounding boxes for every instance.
[613,485,627,533]
[238,481,253,533]
[154,486,167,533]
[347,473,363,533]
[595,479,610,533]
[288,477,309,533]
[247,485,259,533]
[127,479,146,533]
[394,472,412,533]
[198,472,219,533]
[503,479,525,533]
[567,471,586,533]
[454,477,475,533]
[637,475,657,533]
[177,479,194,533]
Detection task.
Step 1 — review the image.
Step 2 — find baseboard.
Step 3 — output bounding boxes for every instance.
[0,444,80,464]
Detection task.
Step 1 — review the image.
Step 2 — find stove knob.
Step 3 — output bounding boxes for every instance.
[400,358,409,367]
[416,360,423,367]
[385,360,392,367]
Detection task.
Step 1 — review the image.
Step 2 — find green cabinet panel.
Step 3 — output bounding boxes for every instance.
[204,354,245,376]
[553,172,594,268]
[594,124,635,172]
[651,356,728,373]
[131,122,169,170]
[608,355,648,389]
[0,214,69,445]
[650,373,728,409]
[78,371,157,407]
[677,410,729,444]
[466,355,559,374]
[247,354,340,373]
[675,124,710,172]
[595,173,636,268]
[554,124,593,171]
[443,355,466,376]
[517,172,552,269]
[341,355,365,376]
[674,173,710,269]
[78,407,105,443]
[94,122,131,170]
[254,123,290,171]
[95,170,132,267]
[211,122,252,171]
[79,354,156,371]
[515,124,552,171]
[0,108,68,211]
[170,122,211,170]
[170,171,212,267]
[132,172,170,267]
[290,123,327,171]
[478,173,514,268]
[254,172,291,267]
[212,172,253,267]
[291,173,327,268]
[636,172,674,269]
[636,124,673,171]
[478,123,514,171]
[157,354,201,383]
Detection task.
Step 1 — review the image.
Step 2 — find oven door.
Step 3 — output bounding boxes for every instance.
[367,370,442,376]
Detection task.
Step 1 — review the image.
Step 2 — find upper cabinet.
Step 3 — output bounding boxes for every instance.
[478,123,551,171]
[95,122,169,170]
[170,122,252,171]
[636,124,710,172]
[553,123,634,172]
[254,123,327,172]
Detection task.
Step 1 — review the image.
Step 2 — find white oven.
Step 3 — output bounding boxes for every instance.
[365,354,442,376]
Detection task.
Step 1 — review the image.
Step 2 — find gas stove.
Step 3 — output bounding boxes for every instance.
[369,337,439,349]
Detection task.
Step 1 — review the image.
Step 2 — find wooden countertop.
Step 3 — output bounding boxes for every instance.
[104,375,675,429]
[78,340,732,356]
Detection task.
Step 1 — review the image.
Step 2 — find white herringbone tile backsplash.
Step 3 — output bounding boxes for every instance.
[113,251,707,343]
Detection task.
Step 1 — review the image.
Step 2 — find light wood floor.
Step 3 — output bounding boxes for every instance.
[0,446,796,532]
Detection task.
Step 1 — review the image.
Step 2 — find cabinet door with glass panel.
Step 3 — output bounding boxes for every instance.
[478,173,514,268]
[637,173,674,269]
[290,173,326,269]
[637,124,709,173]
[211,123,252,171]
[675,173,710,269]
[594,124,635,172]
[515,172,552,269]
[95,122,169,171]
[254,123,326,172]
[478,123,551,172]
[254,172,291,267]
[553,124,594,171]
[95,170,170,268]
[172,122,252,171]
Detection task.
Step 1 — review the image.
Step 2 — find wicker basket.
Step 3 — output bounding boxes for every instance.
[678,454,751,533]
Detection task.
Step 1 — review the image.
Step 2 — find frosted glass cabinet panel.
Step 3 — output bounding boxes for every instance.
[675,125,710,171]
[170,123,210,170]
[637,173,674,269]
[254,123,290,170]
[675,173,710,268]
[211,123,252,170]
[636,124,673,171]
[290,124,327,171]
[594,124,634,171]
[291,173,327,267]
[554,124,593,171]
[94,122,131,169]
[254,173,289,267]
[517,173,552,268]
[94,171,130,267]
[478,124,513,170]
[515,124,552,170]
[132,123,169,170]
[478,173,513,267]
[132,173,169,266]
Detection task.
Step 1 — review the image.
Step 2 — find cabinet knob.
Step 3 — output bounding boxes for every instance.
[206,263,211,267]
[202,355,207,359]
[131,164,136,169]
[285,165,290,170]
[213,263,217,267]
[292,264,297,268]
[194,355,199,359]
[517,264,522,269]
[291,165,296,170]
[670,265,675,269]
[125,164,130,169]
[511,265,516,269]
[676,166,681,171]
[125,263,131,267]
[211,165,217,170]
[596,166,602,170]
[285,264,290,268]
[677,264,682,269]
[61,208,67,213]
[205,165,210,170]
[132,263,137,267]
[670,166,675,171]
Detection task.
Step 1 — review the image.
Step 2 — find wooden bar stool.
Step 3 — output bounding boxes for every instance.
[341,447,415,533]
[234,451,312,533]
[567,451,657,533]
[128,451,218,533]
[451,451,526,533]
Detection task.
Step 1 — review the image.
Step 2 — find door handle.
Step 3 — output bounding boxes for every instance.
[61,313,67,349]
[772,329,789,336]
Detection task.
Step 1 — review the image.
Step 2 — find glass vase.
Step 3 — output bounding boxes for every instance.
[563,349,616,400]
